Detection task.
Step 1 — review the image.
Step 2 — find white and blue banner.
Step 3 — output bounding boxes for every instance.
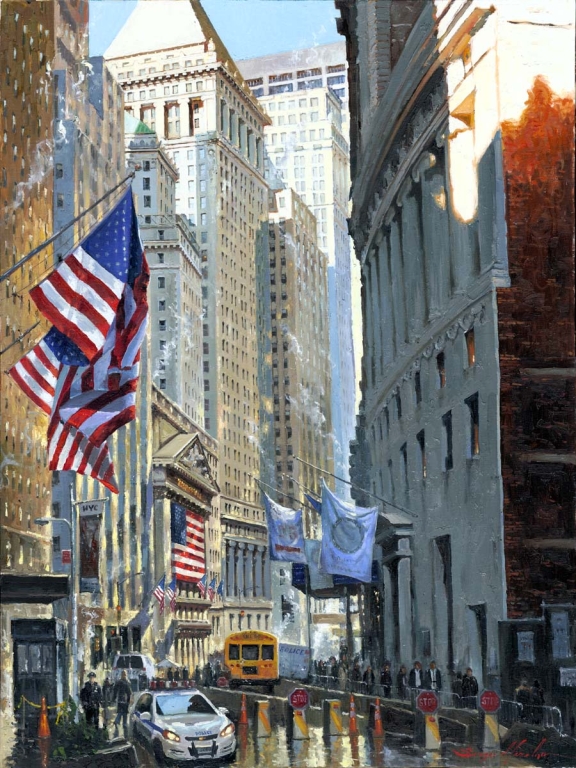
[304,539,334,590]
[264,493,307,563]
[320,481,378,583]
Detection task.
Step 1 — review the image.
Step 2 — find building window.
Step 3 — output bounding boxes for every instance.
[165,103,180,139]
[159,378,166,390]
[437,352,446,388]
[157,276,165,289]
[417,430,426,479]
[143,195,151,208]
[400,443,408,493]
[55,163,63,179]
[442,411,453,471]
[517,631,535,663]
[141,105,155,130]
[158,253,164,263]
[158,300,165,311]
[52,535,61,554]
[465,393,480,457]
[143,177,150,190]
[158,320,166,332]
[551,611,571,659]
[387,459,395,501]
[414,371,422,405]
[395,392,402,419]
[465,328,476,367]
[143,161,150,171]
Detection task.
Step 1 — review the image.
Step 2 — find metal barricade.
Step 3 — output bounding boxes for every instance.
[500,699,523,727]
[532,705,564,734]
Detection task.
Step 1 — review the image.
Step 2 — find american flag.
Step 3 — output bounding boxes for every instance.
[170,502,206,583]
[207,577,216,601]
[153,575,166,614]
[8,328,118,492]
[165,577,177,613]
[196,573,207,598]
[30,192,136,363]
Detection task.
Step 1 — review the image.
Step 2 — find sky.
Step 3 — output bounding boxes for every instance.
[89,0,342,59]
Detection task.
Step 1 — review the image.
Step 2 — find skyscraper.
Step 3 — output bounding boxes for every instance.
[106,0,273,628]
[239,47,357,496]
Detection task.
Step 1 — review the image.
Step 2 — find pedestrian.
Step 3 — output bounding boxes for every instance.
[102,676,114,726]
[167,666,174,683]
[408,661,424,691]
[515,679,532,722]
[182,665,189,682]
[113,670,132,736]
[214,660,222,680]
[174,668,180,682]
[203,661,213,687]
[380,662,392,698]
[452,671,463,705]
[194,665,202,686]
[531,680,545,724]
[80,672,102,728]
[330,657,339,687]
[396,665,409,699]
[424,660,442,691]
[338,661,348,691]
[363,665,375,695]
[351,661,361,689]
[461,667,479,708]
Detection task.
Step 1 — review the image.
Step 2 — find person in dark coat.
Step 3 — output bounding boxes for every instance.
[80,672,102,728]
[461,667,479,708]
[113,670,132,735]
[408,661,424,690]
[351,662,361,685]
[174,668,180,682]
[363,665,375,695]
[203,662,213,687]
[380,663,393,698]
[182,665,189,682]
[396,665,409,699]
[452,671,463,704]
[167,667,174,682]
[424,661,442,691]
[531,680,545,724]
[194,665,202,686]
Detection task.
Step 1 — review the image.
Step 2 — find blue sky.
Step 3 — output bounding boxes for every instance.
[89,1,342,59]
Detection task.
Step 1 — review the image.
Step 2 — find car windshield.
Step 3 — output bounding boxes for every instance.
[155,694,217,717]
[130,656,144,669]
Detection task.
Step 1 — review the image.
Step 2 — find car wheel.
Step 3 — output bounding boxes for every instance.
[153,739,166,765]
[224,749,237,763]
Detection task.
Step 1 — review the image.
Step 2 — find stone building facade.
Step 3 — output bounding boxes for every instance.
[338,0,575,717]
[105,0,273,629]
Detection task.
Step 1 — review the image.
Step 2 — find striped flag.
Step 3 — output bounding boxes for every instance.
[216,580,224,598]
[30,191,136,362]
[165,577,177,613]
[207,577,216,601]
[197,573,207,598]
[153,575,166,614]
[170,502,206,583]
[8,328,118,492]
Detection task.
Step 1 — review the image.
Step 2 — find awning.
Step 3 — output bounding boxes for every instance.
[0,573,69,604]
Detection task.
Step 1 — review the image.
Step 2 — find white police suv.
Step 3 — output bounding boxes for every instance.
[130,688,237,764]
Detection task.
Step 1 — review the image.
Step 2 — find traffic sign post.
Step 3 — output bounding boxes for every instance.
[415,691,440,751]
[288,688,309,710]
[480,690,501,750]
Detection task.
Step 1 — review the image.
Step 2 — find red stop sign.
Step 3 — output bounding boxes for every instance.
[288,688,309,710]
[480,690,501,713]
[416,690,439,714]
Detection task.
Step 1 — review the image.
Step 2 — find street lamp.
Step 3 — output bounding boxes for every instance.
[35,515,77,713]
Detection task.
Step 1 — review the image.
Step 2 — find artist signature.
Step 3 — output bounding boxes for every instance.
[505,737,549,760]
[451,747,498,761]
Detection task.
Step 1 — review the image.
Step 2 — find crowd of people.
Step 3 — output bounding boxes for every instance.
[79,670,133,736]
[312,657,486,709]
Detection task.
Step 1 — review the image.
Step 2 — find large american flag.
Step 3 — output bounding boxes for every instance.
[8,329,118,492]
[170,502,206,583]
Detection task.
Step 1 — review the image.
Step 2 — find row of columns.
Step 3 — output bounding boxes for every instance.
[381,537,414,669]
[222,540,271,600]
[173,636,207,670]
[363,145,481,388]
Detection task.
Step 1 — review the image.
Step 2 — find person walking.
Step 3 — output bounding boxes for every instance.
[102,676,114,726]
[113,670,132,736]
[425,660,442,692]
[408,661,424,691]
[80,672,102,728]
[452,671,463,706]
[380,662,393,698]
[194,665,202,686]
[461,667,479,708]
[396,665,409,700]
[351,661,362,690]
[182,665,189,682]
[363,665,375,695]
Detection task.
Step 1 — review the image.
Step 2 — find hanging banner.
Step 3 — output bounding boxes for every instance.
[264,493,307,563]
[304,539,333,590]
[79,500,105,592]
[319,481,378,583]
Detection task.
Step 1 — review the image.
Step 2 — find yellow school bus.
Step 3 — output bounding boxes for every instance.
[223,630,279,691]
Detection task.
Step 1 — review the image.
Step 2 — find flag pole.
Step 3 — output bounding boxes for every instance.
[281,472,320,501]
[249,474,318,515]
[0,321,40,358]
[293,456,417,518]
[0,171,136,284]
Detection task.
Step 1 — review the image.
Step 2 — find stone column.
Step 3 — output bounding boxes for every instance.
[244,544,254,598]
[236,543,245,599]
[382,564,394,667]
[221,547,227,600]
[254,546,263,598]
[227,541,235,597]
[396,539,413,665]
[399,177,426,341]
[369,249,382,384]
[420,153,451,318]
[362,261,375,385]
[388,211,407,350]
[263,547,271,598]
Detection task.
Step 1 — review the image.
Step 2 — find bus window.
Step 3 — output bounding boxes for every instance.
[241,645,259,661]
[229,644,240,660]
[262,645,274,660]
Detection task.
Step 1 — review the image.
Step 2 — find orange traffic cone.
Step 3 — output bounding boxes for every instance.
[238,692,248,725]
[38,697,50,739]
[373,697,384,737]
[348,694,358,736]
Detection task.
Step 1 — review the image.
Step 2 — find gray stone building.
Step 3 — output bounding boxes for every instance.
[338,0,575,711]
